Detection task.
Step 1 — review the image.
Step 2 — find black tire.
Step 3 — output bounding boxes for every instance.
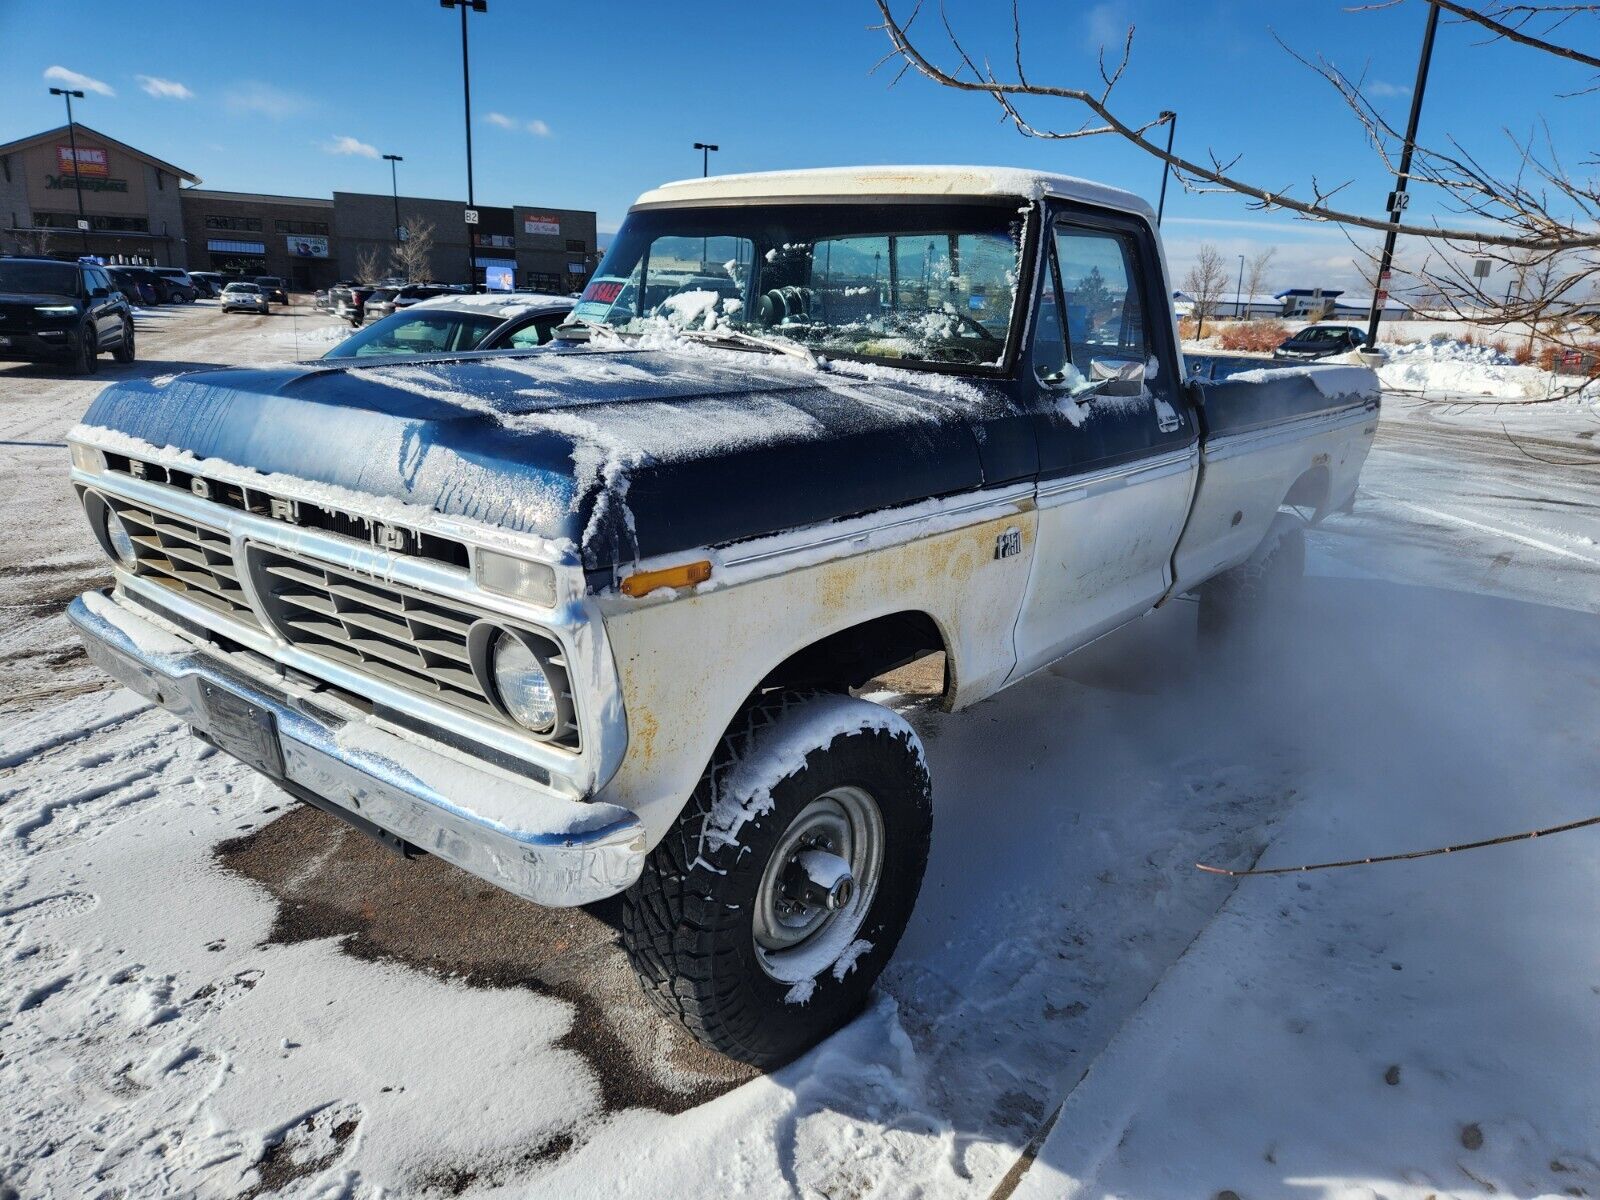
[70,328,98,375]
[1197,512,1306,641]
[622,690,932,1067]
[112,318,136,364]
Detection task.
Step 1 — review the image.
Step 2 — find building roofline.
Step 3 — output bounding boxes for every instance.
[0,123,199,183]
[184,188,333,208]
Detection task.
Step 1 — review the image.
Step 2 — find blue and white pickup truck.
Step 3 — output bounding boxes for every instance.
[67,166,1377,1065]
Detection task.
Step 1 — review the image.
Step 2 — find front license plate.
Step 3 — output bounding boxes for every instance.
[0,336,12,347]
[200,681,284,779]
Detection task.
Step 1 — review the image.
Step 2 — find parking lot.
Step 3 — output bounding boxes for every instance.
[3,301,1599,1197]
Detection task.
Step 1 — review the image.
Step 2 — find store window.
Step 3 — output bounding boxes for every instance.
[524,271,562,292]
[205,215,263,232]
[565,238,586,253]
[34,211,149,233]
[275,218,329,236]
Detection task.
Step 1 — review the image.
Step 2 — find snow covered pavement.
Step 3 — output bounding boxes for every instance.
[2,309,1598,1197]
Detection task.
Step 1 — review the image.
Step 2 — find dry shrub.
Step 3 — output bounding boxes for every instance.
[1178,317,1200,340]
[1460,330,1476,346]
[1513,342,1533,365]
[1217,320,1289,353]
[1539,341,1600,376]
[1491,338,1509,356]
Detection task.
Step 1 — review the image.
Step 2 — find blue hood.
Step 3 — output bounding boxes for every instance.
[81,345,1007,570]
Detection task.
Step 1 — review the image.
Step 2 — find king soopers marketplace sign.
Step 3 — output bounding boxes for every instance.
[45,173,129,193]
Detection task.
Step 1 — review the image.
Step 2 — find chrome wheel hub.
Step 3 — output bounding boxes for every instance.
[753,786,884,984]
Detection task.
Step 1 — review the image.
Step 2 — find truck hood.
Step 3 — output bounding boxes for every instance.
[78,344,1006,570]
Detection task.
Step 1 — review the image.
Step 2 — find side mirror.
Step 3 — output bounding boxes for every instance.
[90,286,109,298]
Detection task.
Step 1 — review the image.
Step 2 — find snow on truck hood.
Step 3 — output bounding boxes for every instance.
[76,343,1006,571]
[633,164,1156,221]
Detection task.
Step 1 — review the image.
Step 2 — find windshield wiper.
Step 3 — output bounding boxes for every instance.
[553,315,628,344]
[673,326,821,368]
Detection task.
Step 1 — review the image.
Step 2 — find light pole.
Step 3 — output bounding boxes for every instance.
[1235,253,1245,319]
[693,143,718,264]
[1156,111,1176,225]
[49,86,90,256]
[383,154,404,247]
[442,0,487,287]
[1365,1,1440,350]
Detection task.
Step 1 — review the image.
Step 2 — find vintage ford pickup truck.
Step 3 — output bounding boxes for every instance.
[67,166,1377,1065]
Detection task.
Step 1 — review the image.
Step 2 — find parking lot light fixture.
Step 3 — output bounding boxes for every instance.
[442,0,488,286]
[49,86,90,254]
[383,154,404,244]
[694,142,719,178]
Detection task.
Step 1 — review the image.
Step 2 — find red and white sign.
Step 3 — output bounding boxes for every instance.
[56,145,109,178]
[523,214,560,237]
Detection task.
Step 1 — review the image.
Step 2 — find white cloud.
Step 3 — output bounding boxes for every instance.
[324,135,379,159]
[1085,2,1126,47]
[485,112,553,137]
[136,75,193,100]
[224,81,312,118]
[1367,79,1411,99]
[43,66,115,97]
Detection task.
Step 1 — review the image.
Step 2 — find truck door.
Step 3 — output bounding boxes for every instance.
[1009,205,1198,679]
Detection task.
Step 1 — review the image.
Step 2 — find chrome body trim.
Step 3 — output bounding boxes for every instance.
[1202,400,1376,464]
[1034,445,1198,508]
[68,593,645,906]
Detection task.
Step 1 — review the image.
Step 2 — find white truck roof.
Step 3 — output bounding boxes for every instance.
[631,165,1155,221]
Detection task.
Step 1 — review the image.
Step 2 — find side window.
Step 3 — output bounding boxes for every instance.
[1035,223,1155,397]
[503,313,565,348]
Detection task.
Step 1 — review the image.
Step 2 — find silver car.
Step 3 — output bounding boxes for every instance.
[220,282,270,314]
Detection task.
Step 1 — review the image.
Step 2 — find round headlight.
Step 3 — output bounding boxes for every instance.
[491,633,558,733]
[104,507,138,567]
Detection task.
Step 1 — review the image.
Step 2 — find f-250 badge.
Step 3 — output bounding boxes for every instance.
[994,527,1022,560]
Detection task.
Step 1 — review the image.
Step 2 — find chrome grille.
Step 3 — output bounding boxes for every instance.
[250,548,579,748]
[112,499,261,628]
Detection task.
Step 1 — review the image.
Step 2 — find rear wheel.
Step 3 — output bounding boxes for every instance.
[1198,511,1305,641]
[112,318,136,363]
[622,690,932,1067]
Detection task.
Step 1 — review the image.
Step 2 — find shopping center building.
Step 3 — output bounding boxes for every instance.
[2,123,598,293]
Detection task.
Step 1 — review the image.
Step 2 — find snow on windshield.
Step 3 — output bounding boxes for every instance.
[571,201,1027,370]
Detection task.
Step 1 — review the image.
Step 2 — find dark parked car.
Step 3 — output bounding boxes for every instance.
[188,270,226,298]
[107,267,160,306]
[363,283,454,322]
[0,257,135,373]
[149,267,200,303]
[321,292,573,359]
[331,283,385,326]
[253,276,289,304]
[1273,324,1366,361]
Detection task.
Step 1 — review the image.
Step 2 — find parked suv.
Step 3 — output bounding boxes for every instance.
[188,270,226,298]
[0,257,135,372]
[364,283,453,322]
[149,267,200,304]
[253,276,289,304]
[107,267,159,307]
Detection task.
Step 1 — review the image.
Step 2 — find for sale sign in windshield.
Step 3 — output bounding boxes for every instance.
[56,145,108,178]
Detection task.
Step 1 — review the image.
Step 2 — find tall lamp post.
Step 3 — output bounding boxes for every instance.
[383,154,404,247]
[1155,110,1177,225]
[693,144,718,265]
[1235,253,1246,319]
[1365,1,1440,350]
[442,0,487,287]
[49,86,90,256]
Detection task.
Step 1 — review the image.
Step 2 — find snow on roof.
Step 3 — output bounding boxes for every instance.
[632,165,1155,221]
[412,291,572,319]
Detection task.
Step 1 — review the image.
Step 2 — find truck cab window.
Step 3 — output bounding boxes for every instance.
[1034,224,1150,397]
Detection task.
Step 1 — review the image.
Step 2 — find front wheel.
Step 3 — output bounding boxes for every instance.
[70,328,98,375]
[112,318,136,363]
[622,690,932,1067]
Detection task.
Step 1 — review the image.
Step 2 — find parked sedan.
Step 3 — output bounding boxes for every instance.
[187,271,226,298]
[1273,324,1367,361]
[107,267,160,307]
[149,267,200,303]
[320,292,572,359]
[220,281,270,313]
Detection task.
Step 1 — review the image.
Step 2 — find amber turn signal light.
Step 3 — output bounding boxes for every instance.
[620,560,712,597]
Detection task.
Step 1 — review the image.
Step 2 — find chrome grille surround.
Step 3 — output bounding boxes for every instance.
[70,464,609,793]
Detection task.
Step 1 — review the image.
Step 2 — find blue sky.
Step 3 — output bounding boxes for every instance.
[3,0,1588,291]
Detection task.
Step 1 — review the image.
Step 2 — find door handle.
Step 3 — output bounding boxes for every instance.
[1157,411,1181,434]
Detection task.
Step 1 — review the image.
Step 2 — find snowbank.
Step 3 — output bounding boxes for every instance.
[1376,336,1599,401]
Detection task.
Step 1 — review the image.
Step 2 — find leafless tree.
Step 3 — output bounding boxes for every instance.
[13,227,55,257]
[1244,247,1277,314]
[390,216,436,283]
[1183,244,1229,337]
[355,244,387,285]
[871,0,1600,354]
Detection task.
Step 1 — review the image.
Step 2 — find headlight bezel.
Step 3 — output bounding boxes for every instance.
[83,490,140,570]
[466,620,573,740]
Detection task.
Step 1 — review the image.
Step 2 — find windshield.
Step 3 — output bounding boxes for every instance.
[572,200,1027,369]
[225,284,258,293]
[323,310,504,358]
[0,261,79,296]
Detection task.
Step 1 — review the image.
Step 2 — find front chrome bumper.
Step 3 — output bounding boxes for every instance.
[68,591,646,906]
